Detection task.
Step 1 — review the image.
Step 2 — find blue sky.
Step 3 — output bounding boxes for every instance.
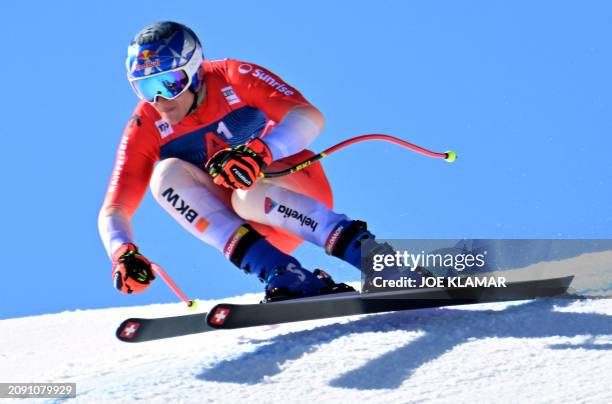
[1,0,611,318]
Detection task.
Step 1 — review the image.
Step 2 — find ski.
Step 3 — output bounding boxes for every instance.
[117,275,574,342]
[117,312,214,342]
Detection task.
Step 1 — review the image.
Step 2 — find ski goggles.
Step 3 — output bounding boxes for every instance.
[128,47,203,102]
[129,69,191,102]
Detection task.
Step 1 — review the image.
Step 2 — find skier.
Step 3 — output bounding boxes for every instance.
[99,21,416,301]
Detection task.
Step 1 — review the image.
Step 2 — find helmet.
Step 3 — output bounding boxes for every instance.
[126,21,204,102]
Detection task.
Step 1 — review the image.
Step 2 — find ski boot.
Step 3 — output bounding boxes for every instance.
[264,265,354,302]
[225,224,354,303]
[325,220,432,292]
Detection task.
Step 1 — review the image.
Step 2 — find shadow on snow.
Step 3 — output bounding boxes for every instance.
[196,299,611,390]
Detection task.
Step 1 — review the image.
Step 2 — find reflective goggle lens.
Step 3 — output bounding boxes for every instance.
[130,70,190,102]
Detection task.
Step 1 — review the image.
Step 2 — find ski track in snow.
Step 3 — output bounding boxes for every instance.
[1,295,610,404]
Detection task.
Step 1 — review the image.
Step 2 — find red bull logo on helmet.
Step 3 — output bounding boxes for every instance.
[135,50,160,71]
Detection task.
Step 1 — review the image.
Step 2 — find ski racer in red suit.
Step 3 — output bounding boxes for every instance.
[99,21,421,301]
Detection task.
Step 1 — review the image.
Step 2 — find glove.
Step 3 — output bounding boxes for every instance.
[205,138,273,190]
[112,243,156,294]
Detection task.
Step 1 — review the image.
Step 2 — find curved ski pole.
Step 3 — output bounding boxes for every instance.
[262,134,457,179]
[152,263,197,310]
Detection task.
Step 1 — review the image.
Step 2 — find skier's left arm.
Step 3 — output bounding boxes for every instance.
[227,60,324,160]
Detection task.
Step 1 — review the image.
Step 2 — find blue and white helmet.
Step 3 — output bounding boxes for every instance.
[126,22,204,102]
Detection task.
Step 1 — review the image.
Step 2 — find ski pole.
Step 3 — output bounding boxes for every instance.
[151,263,197,309]
[262,134,457,178]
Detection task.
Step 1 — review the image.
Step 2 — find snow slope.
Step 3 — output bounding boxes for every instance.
[1,295,611,403]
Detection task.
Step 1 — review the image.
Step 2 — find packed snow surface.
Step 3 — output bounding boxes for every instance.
[1,294,610,403]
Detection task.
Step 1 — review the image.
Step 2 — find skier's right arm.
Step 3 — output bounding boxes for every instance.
[98,106,160,293]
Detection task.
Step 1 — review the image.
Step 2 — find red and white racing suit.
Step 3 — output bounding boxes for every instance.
[99,59,349,260]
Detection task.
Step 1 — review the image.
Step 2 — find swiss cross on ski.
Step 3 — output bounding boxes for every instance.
[210,307,231,325]
[119,321,141,339]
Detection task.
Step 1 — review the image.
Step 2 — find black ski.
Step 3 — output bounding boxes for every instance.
[117,275,573,342]
[116,312,214,342]
[206,275,573,329]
